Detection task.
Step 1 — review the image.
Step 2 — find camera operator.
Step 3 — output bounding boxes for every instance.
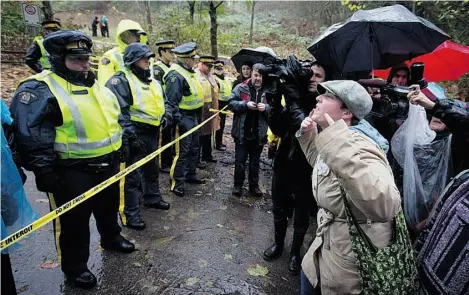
[408,88,469,175]
[387,64,410,86]
[263,61,329,275]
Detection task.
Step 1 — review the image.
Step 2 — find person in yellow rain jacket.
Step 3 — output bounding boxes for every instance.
[98,19,147,84]
[25,20,61,73]
[105,43,173,231]
[213,60,233,151]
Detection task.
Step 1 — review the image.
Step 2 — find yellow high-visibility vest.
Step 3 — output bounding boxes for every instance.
[164,63,204,110]
[214,75,232,101]
[30,71,122,159]
[33,36,51,70]
[123,69,165,126]
[197,73,212,103]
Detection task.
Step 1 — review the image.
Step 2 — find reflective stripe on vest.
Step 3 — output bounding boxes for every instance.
[111,50,125,71]
[155,60,170,73]
[198,74,212,103]
[124,69,165,126]
[34,37,51,70]
[214,76,232,101]
[165,64,204,110]
[33,71,122,159]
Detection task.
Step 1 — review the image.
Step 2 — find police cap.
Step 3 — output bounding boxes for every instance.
[199,55,215,67]
[42,20,61,30]
[214,59,225,69]
[43,30,92,58]
[172,42,199,58]
[155,40,175,50]
[124,43,155,67]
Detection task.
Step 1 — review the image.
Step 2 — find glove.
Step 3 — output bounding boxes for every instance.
[119,143,130,162]
[35,169,60,192]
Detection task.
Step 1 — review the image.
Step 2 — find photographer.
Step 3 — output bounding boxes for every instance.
[408,89,469,174]
[228,63,269,197]
[387,64,410,86]
[263,61,329,275]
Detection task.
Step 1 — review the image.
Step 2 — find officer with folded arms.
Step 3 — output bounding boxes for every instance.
[10,31,135,289]
[106,43,172,231]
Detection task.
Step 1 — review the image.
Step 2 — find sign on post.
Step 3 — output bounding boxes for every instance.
[21,3,41,26]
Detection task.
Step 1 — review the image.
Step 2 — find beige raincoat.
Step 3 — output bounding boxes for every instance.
[196,71,220,135]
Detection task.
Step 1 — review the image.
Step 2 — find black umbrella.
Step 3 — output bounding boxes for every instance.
[308,4,450,74]
[231,47,278,71]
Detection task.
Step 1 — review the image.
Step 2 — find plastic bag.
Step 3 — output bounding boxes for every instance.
[391,104,451,231]
[1,100,38,253]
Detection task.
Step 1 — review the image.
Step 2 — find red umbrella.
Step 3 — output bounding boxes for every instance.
[372,40,469,82]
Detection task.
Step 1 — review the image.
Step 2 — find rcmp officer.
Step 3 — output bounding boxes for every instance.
[213,60,233,151]
[98,19,147,84]
[164,42,206,197]
[10,31,135,289]
[25,20,61,73]
[196,55,219,164]
[106,43,172,231]
[152,40,176,84]
[153,40,176,173]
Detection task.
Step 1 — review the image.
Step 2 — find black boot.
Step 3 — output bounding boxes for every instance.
[263,219,288,261]
[66,269,97,289]
[288,231,306,275]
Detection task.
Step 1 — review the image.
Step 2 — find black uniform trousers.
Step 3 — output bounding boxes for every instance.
[123,130,161,224]
[215,100,229,148]
[271,167,314,256]
[1,254,16,295]
[171,110,200,190]
[160,126,174,169]
[48,159,121,276]
[200,134,213,160]
[234,139,263,187]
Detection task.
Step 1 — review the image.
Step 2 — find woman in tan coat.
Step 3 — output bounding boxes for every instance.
[296,80,401,295]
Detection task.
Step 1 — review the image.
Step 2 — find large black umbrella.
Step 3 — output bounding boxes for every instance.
[231,46,278,71]
[308,4,450,73]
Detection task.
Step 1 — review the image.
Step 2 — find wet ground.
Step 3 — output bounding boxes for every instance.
[9,117,316,295]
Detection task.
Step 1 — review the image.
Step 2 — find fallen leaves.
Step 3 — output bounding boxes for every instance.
[39,261,59,269]
[224,254,233,261]
[246,264,269,277]
[185,277,199,286]
[155,236,174,248]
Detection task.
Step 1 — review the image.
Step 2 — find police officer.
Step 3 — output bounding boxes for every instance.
[106,43,172,231]
[152,40,176,84]
[10,31,135,289]
[98,19,147,84]
[196,55,219,164]
[213,60,232,151]
[164,42,206,197]
[25,20,61,73]
[153,40,176,173]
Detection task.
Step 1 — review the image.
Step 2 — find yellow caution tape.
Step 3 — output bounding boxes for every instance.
[209,108,231,115]
[1,106,228,251]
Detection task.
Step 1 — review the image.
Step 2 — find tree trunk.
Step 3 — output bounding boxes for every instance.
[209,1,218,58]
[249,1,256,45]
[188,1,196,24]
[41,1,54,20]
[143,0,153,34]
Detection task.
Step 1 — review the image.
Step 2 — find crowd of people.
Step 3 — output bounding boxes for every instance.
[2,16,469,295]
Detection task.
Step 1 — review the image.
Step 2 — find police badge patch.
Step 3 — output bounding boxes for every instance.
[101,58,110,65]
[169,76,177,83]
[19,92,35,104]
[110,78,120,85]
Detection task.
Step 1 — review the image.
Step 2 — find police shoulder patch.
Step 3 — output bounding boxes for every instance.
[101,58,110,65]
[154,70,160,76]
[19,92,36,104]
[169,76,177,83]
[110,77,120,85]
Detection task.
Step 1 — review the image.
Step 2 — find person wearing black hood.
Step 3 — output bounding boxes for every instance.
[9,30,135,289]
[387,63,410,86]
[232,61,253,89]
[263,61,329,275]
[105,43,173,231]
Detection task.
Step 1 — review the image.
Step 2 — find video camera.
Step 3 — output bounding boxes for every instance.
[358,62,427,119]
[258,54,314,94]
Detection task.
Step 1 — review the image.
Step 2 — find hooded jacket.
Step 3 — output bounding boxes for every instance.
[98,20,147,84]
